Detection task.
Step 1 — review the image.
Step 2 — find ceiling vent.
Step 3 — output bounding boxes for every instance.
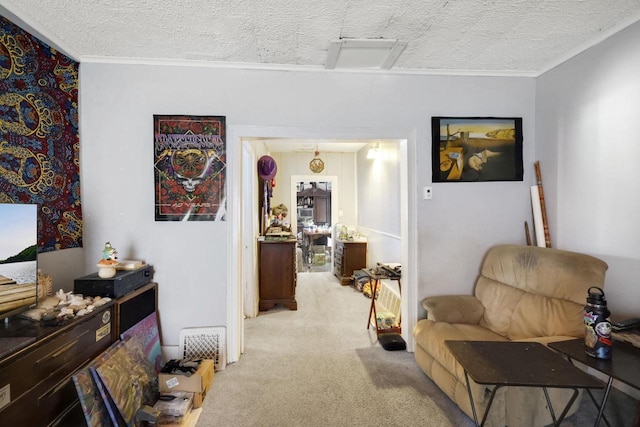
[325,38,407,70]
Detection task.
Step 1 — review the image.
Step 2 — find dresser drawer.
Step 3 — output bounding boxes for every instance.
[41,309,110,387]
[36,369,81,426]
[2,306,112,407]
[1,367,81,427]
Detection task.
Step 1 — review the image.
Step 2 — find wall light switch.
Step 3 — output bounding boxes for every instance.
[423,186,433,200]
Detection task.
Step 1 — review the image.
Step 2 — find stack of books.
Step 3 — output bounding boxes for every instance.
[116,260,145,270]
[153,392,194,425]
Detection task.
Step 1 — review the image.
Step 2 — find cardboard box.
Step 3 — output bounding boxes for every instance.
[159,359,214,408]
[191,391,206,409]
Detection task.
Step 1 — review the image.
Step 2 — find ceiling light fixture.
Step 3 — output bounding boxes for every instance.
[325,38,407,70]
[309,147,325,173]
[367,143,380,160]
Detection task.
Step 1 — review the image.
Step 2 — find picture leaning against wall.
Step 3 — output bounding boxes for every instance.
[431,117,523,183]
[153,115,226,221]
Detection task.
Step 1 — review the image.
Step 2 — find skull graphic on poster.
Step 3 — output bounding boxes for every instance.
[170,148,211,192]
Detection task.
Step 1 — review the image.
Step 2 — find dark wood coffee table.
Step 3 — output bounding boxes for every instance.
[549,338,640,427]
[446,340,604,427]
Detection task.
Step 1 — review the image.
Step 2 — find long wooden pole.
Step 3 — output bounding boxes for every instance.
[534,161,551,248]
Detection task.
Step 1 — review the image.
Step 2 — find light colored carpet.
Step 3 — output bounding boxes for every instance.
[196,272,473,427]
[196,272,638,427]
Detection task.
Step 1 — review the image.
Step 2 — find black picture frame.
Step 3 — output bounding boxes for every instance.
[431,117,523,182]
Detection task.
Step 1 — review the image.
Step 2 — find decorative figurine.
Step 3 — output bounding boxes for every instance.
[271,203,289,228]
[97,242,119,278]
[264,203,292,236]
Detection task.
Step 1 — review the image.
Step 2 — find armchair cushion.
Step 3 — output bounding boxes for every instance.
[422,295,484,324]
[414,320,507,384]
[475,245,608,340]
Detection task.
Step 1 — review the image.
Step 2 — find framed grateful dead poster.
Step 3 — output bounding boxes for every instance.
[153,115,226,221]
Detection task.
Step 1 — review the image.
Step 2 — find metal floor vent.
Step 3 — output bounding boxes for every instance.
[179,326,226,370]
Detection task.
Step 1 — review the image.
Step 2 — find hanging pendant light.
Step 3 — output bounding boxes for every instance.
[309,146,325,173]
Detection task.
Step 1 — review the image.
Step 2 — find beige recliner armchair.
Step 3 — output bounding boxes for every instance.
[413,244,608,426]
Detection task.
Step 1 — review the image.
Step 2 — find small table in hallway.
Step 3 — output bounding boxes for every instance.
[446,340,604,427]
[361,268,402,337]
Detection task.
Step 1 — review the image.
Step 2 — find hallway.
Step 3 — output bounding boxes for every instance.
[299,246,332,273]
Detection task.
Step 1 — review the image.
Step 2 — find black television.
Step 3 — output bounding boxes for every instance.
[0,203,39,320]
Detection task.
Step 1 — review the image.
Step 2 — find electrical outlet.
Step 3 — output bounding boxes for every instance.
[423,186,433,200]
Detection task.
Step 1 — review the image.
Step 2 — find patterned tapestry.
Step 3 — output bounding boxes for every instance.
[0,15,82,252]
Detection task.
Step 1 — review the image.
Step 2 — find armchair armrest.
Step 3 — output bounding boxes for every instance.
[422,295,484,324]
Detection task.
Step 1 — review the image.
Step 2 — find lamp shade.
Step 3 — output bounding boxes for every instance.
[257,155,277,180]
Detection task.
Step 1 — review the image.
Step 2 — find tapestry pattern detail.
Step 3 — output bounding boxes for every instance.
[0,15,82,252]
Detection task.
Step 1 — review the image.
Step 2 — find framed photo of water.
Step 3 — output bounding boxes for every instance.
[0,203,39,320]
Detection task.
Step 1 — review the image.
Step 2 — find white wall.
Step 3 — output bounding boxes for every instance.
[357,141,403,266]
[77,63,535,346]
[38,248,85,294]
[416,77,536,312]
[536,20,640,318]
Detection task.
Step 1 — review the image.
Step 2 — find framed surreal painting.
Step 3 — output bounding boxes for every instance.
[431,117,523,183]
[153,115,226,221]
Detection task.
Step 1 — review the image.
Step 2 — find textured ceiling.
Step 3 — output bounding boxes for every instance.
[2,0,640,76]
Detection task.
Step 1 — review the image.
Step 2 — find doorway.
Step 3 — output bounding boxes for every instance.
[293,178,337,273]
[228,126,418,364]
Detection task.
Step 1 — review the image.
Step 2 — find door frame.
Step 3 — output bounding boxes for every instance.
[227,125,418,363]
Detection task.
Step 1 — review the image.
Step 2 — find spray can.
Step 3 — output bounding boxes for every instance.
[583,287,612,359]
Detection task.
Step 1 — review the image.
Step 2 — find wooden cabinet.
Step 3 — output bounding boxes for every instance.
[313,195,329,224]
[259,240,297,311]
[0,282,159,426]
[297,187,331,225]
[333,240,367,285]
[0,302,115,426]
[113,282,158,341]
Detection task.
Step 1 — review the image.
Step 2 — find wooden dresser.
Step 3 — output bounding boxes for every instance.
[0,302,115,426]
[333,240,367,285]
[259,240,297,311]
